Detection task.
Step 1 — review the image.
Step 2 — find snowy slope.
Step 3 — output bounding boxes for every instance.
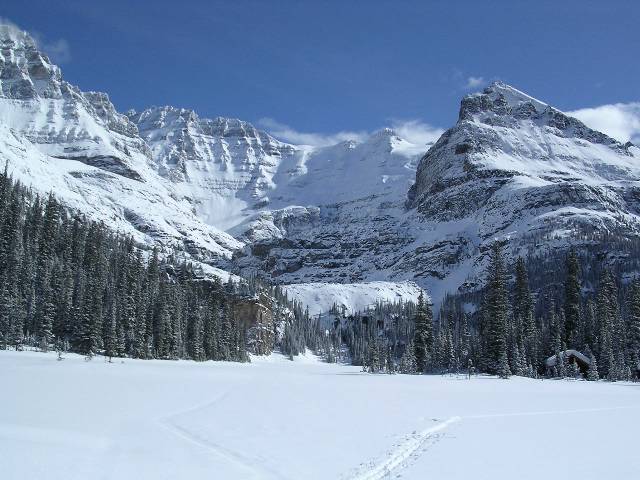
[283,281,425,316]
[130,107,426,236]
[2,350,639,480]
[129,106,299,230]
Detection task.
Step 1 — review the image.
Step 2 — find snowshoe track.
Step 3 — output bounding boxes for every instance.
[346,416,461,480]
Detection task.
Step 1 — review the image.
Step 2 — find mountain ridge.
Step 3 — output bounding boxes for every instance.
[2,23,640,307]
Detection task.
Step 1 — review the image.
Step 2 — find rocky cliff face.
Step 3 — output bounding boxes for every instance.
[233,293,276,355]
[128,106,299,230]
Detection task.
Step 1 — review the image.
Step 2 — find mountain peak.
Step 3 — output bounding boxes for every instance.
[0,22,63,99]
[459,81,549,122]
[366,127,399,144]
[0,22,35,47]
[482,81,547,107]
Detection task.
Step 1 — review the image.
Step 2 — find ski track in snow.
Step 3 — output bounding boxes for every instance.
[157,387,293,480]
[344,404,640,480]
[345,416,461,480]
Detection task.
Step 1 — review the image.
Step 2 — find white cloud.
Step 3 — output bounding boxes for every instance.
[0,17,20,31]
[259,117,445,149]
[39,37,72,64]
[568,103,640,144]
[390,119,444,146]
[0,17,71,64]
[258,118,369,147]
[463,76,487,90]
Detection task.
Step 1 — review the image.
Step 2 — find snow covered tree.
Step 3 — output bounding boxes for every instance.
[497,350,511,379]
[103,305,117,360]
[400,341,418,374]
[596,270,619,379]
[585,346,599,381]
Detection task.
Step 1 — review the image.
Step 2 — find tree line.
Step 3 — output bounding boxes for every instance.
[325,241,640,381]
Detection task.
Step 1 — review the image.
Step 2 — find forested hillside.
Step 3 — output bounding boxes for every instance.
[333,242,640,381]
[0,169,318,361]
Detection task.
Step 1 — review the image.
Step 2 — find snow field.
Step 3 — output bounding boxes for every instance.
[283,281,425,316]
[1,350,639,480]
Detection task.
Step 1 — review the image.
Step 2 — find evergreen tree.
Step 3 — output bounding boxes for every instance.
[413,292,433,373]
[103,305,117,360]
[585,346,599,381]
[400,341,417,374]
[596,270,619,379]
[563,249,581,346]
[557,351,568,378]
[626,279,640,370]
[513,258,534,338]
[497,349,511,379]
[483,241,510,375]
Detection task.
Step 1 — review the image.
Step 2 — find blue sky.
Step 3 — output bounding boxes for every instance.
[2,0,639,145]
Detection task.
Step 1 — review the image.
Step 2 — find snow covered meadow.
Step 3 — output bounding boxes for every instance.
[1,349,639,480]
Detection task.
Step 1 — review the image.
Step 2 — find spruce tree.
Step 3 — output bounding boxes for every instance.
[413,292,433,373]
[626,279,640,371]
[563,250,581,346]
[484,241,510,375]
[596,270,619,378]
[586,346,599,381]
[400,341,417,374]
[497,349,511,379]
[513,258,534,337]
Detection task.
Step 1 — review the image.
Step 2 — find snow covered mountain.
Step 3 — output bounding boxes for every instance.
[128,106,299,230]
[126,104,429,306]
[0,23,428,309]
[406,82,640,284]
[0,23,241,261]
[129,106,425,234]
[236,82,640,302]
[3,22,639,308]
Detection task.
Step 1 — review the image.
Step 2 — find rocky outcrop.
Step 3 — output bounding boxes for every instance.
[233,293,275,355]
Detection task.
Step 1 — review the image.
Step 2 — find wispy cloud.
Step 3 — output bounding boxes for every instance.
[463,76,487,90]
[258,118,369,147]
[568,102,640,144]
[36,37,72,64]
[0,17,71,64]
[259,117,445,148]
[390,119,444,146]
